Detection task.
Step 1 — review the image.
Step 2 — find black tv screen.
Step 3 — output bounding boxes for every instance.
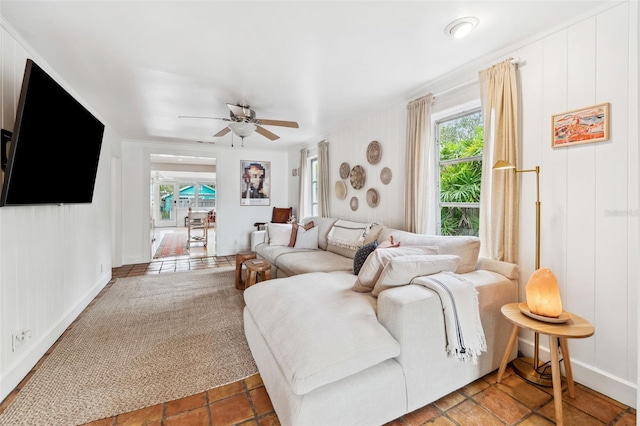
[0,59,105,206]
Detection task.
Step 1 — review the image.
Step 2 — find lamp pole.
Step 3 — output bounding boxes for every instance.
[493,162,551,386]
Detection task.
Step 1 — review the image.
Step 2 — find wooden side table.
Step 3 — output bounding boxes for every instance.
[235,251,256,290]
[244,259,272,288]
[497,303,594,426]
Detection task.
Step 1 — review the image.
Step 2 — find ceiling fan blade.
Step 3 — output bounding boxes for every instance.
[255,126,280,141]
[258,119,299,128]
[213,127,231,137]
[178,115,230,121]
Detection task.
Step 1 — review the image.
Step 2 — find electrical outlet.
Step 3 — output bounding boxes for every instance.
[11,329,32,352]
[100,264,103,273]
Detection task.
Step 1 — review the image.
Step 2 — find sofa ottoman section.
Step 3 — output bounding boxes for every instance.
[244,308,407,426]
[243,271,401,395]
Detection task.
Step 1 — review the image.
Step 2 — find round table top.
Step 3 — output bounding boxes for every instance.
[501,302,594,338]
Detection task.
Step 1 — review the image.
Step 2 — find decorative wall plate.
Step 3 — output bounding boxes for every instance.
[335,180,347,200]
[349,165,366,189]
[350,196,359,211]
[366,188,379,208]
[339,162,350,179]
[366,140,382,165]
[380,167,392,185]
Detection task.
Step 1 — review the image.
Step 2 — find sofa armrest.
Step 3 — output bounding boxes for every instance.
[251,230,267,251]
[476,257,518,280]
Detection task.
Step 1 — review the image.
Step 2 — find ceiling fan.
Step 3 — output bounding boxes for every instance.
[179,103,299,142]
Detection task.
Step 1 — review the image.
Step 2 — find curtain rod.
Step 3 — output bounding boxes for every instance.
[433,57,521,100]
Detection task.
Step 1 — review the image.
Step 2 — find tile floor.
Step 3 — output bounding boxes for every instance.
[0,257,636,426]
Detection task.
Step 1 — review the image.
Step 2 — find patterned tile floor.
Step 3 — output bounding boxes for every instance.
[0,256,636,426]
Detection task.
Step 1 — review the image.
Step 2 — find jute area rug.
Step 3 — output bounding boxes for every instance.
[153,232,188,258]
[0,267,258,426]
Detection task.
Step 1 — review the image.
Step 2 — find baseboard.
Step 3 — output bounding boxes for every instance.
[0,274,111,402]
[518,337,637,409]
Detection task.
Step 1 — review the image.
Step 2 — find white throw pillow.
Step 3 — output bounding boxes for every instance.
[371,254,461,296]
[352,246,439,292]
[267,223,293,246]
[294,225,319,249]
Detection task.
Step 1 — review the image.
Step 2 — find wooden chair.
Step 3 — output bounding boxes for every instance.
[254,207,292,230]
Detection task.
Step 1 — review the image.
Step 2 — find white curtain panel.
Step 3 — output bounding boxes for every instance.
[318,140,330,217]
[298,148,309,219]
[478,59,519,264]
[404,94,434,233]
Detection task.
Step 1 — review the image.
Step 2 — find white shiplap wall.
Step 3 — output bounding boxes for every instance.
[0,26,114,401]
[292,101,407,229]
[293,1,637,407]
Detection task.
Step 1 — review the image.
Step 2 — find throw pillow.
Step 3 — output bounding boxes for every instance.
[288,221,315,247]
[377,235,400,248]
[353,240,378,275]
[352,246,440,292]
[294,225,319,249]
[267,223,293,246]
[371,254,461,296]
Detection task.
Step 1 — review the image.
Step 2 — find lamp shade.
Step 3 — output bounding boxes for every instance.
[493,160,516,170]
[525,268,563,318]
[228,122,256,138]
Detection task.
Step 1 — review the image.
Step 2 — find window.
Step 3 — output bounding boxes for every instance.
[309,156,319,216]
[436,109,483,236]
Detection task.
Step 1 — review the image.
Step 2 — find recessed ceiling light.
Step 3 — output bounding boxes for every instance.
[445,17,479,39]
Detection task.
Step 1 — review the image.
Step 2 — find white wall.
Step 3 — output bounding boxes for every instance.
[293,1,638,407]
[0,25,115,401]
[121,140,289,263]
[292,102,407,228]
[514,2,637,407]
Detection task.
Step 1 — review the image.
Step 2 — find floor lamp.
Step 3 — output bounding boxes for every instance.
[493,160,552,386]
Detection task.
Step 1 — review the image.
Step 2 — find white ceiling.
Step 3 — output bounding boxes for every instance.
[1,1,612,151]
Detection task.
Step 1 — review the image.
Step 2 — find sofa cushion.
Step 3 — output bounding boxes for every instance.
[353,240,378,275]
[275,250,354,276]
[300,216,339,250]
[243,271,401,395]
[353,246,439,292]
[371,254,461,296]
[377,228,481,274]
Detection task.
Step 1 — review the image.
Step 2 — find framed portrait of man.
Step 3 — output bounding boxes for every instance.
[240,160,270,206]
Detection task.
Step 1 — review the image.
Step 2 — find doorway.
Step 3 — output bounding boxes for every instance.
[150,154,217,260]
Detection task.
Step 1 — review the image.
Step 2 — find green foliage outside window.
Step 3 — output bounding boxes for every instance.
[438,113,483,236]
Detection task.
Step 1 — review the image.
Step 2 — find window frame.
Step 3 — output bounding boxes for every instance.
[434,105,483,236]
[309,156,319,216]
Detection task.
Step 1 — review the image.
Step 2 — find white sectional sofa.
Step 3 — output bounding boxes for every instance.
[243,216,518,425]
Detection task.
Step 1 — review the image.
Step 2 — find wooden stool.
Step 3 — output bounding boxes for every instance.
[235,251,256,290]
[244,259,272,289]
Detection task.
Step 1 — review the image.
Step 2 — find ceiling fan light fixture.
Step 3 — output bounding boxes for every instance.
[228,122,256,138]
[445,16,479,39]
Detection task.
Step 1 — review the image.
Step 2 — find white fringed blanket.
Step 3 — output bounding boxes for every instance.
[413,271,487,363]
[327,220,376,249]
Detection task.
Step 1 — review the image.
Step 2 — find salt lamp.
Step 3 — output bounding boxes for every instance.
[525,268,563,318]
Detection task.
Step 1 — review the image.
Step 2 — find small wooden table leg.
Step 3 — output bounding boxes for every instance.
[246,270,258,288]
[559,337,575,397]
[549,335,564,426]
[235,251,256,290]
[497,324,519,382]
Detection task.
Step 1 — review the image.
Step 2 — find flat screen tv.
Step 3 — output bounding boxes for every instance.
[0,59,105,206]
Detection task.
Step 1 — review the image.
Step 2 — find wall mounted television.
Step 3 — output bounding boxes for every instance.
[0,59,105,206]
